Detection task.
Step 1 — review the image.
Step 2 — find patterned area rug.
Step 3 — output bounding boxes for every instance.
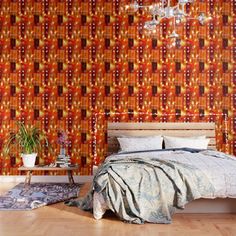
[0,183,82,210]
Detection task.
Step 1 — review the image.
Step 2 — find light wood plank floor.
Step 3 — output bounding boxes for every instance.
[0,182,236,236]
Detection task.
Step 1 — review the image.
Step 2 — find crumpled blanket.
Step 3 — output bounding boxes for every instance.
[67,149,216,224]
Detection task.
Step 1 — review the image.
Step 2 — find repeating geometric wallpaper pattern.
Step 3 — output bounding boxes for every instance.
[0,0,235,175]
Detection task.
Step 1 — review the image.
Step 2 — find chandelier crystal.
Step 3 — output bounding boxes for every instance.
[127,0,211,39]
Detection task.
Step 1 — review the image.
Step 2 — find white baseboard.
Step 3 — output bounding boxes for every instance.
[0,175,94,183]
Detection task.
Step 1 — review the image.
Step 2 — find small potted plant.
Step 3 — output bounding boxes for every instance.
[4,122,50,167]
[56,130,70,167]
[57,130,69,157]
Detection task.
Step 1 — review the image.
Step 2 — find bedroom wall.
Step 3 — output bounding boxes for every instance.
[0,0,235,175]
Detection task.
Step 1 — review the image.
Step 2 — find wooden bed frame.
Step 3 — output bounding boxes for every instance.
[107,122,236,213]
[108,122,216,155]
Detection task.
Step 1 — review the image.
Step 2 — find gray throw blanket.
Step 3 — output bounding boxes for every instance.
[68,150,215,224]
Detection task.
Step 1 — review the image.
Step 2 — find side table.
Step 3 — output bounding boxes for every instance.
[18,165,79,186]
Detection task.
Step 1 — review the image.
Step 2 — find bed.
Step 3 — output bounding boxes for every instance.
[70,122,236,224]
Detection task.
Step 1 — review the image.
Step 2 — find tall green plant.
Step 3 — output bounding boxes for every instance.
[4,122,50,155]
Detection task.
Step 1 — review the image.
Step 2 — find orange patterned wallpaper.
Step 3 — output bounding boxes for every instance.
[0,0,235,175]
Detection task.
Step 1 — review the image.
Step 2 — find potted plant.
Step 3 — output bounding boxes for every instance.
[57,130,69,156]
[4,122,50,167]
[54,130,71,167]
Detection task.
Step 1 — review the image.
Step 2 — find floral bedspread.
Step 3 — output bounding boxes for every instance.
[77,149,218,224]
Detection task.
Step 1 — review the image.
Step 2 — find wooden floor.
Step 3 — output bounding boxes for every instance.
[0,183,236,236]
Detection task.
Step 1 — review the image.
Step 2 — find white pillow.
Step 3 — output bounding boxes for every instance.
[163,136,210,149]
[117,136,163,152]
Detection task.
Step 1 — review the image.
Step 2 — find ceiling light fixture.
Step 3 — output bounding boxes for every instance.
[127,0,211,40]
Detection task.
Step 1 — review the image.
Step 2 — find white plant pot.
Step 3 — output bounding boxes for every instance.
[21,153,37,167]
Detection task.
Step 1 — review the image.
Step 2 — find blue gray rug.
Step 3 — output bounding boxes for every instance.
[0,183,82,210]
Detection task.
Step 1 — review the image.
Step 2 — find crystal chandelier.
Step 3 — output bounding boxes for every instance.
[128,0,210,39]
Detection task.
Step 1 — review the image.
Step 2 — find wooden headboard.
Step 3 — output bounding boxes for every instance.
[107,122,216,155]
